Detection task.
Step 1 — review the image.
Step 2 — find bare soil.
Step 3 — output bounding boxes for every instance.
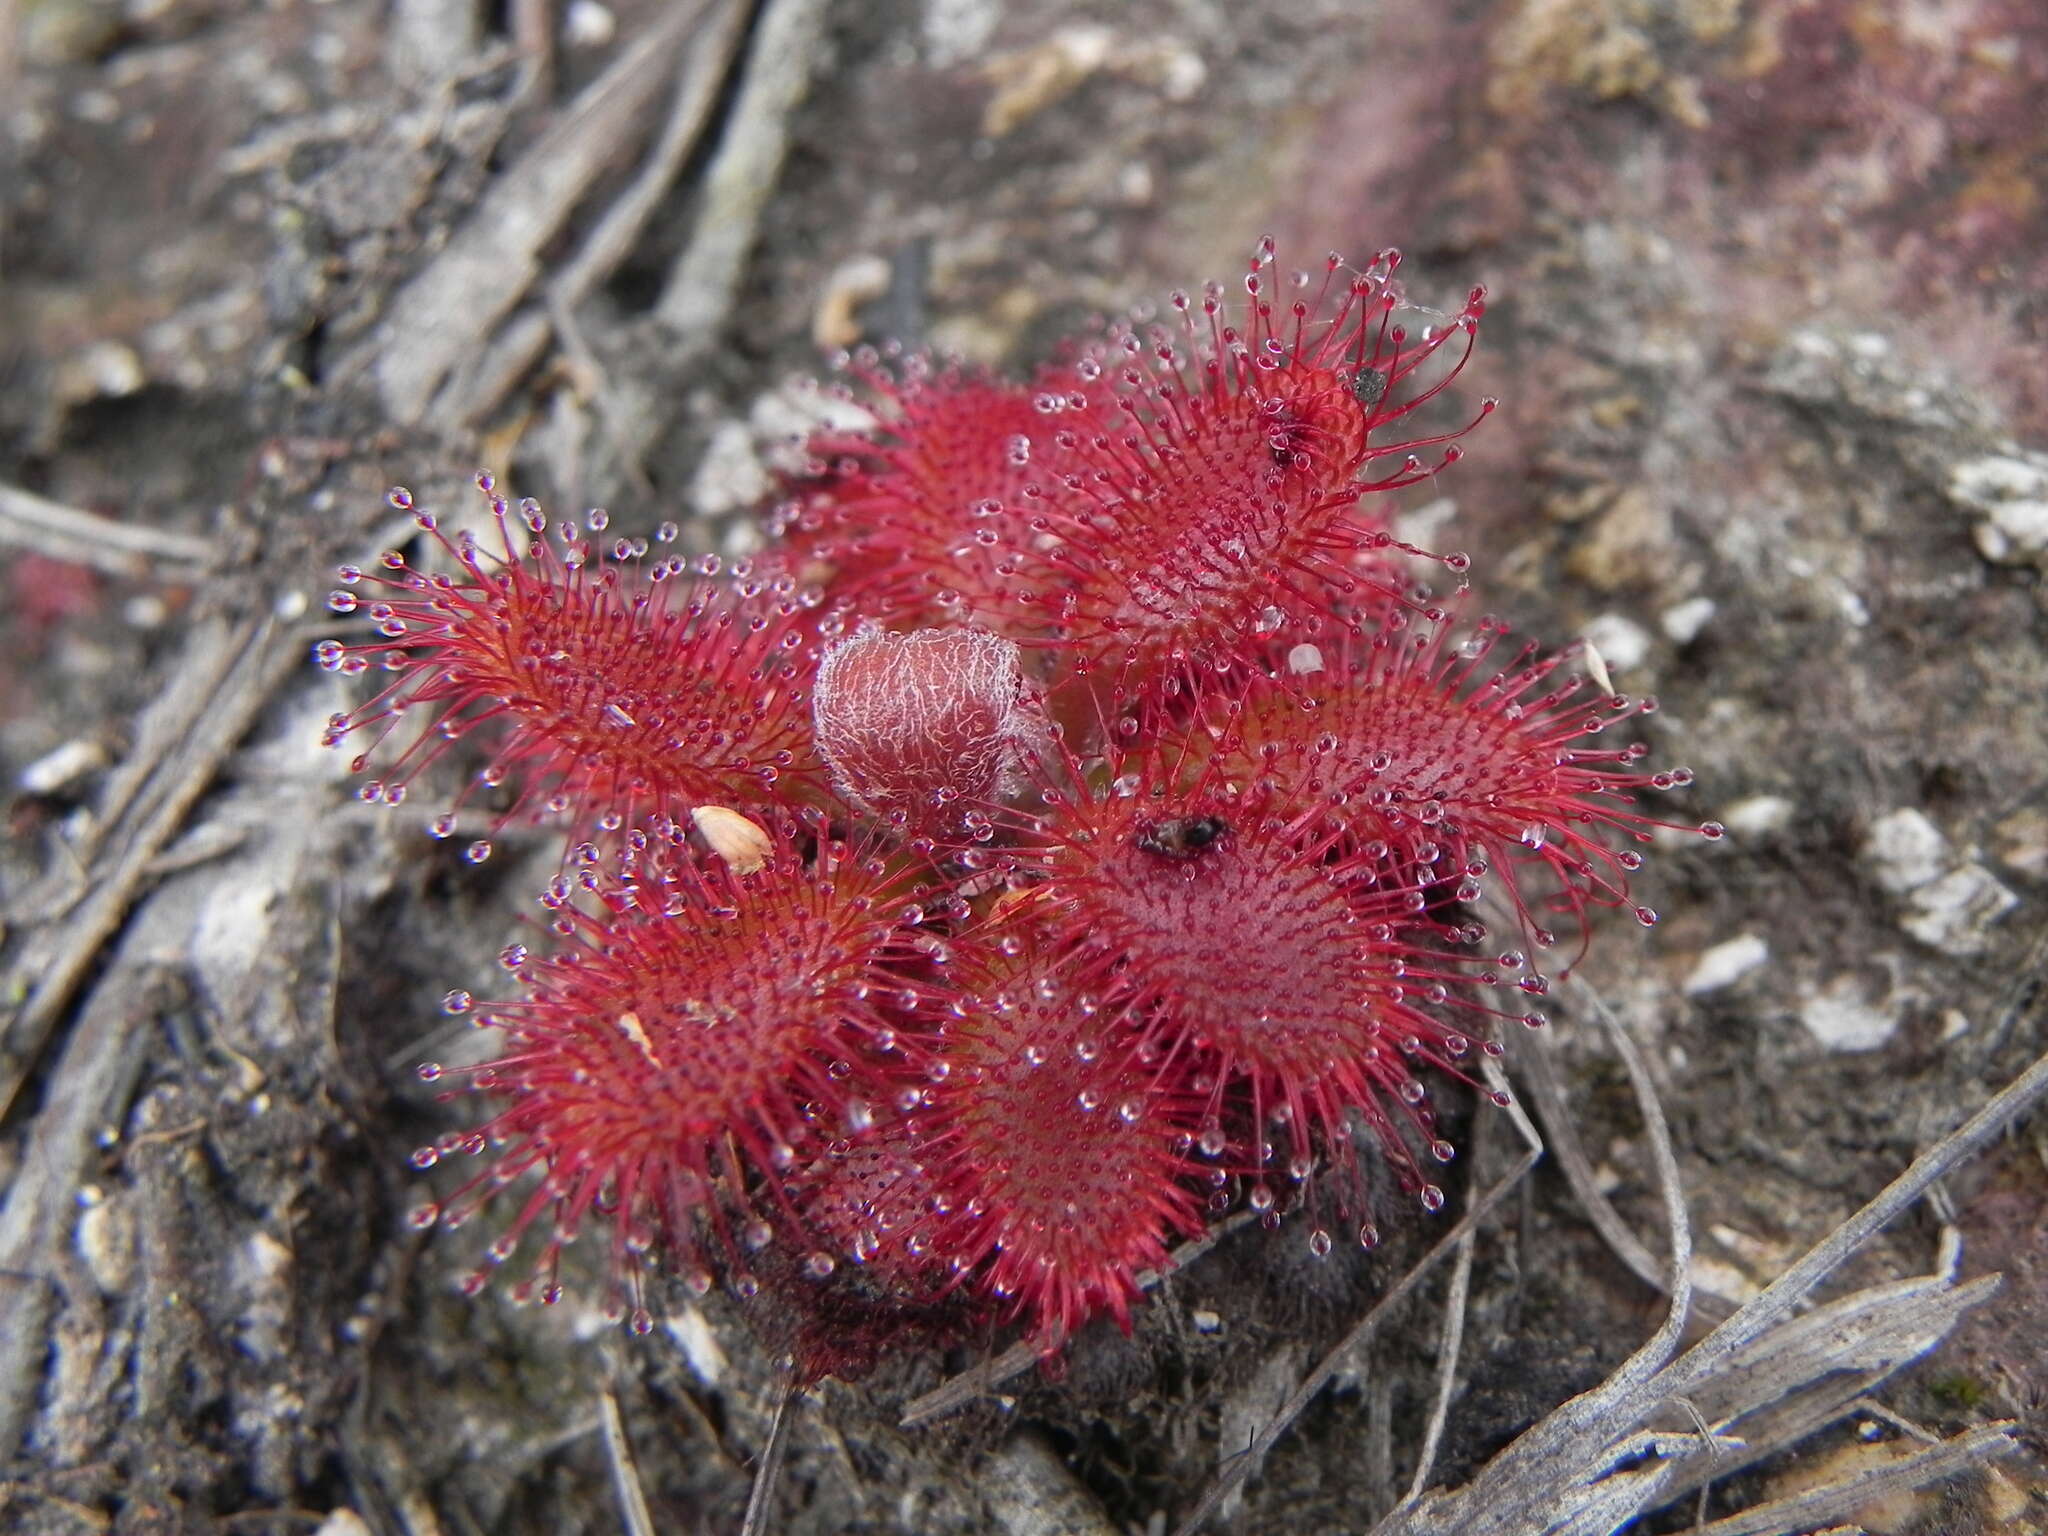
[2,1,2044,1533]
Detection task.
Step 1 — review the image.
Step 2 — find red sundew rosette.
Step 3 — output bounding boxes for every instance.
[404,820,937,1331]
[1009,729,1511,1217]
[316,477,824,866]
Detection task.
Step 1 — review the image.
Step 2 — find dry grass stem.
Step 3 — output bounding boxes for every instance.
[364,0,714,423]
[1363,1018,2048,1536]
[653,0,832,338]
[1515,1025,1735,1316]
[0,613,296,1119]
[1404,1115,1484,1506]
[0,481,217,577]
[599,1387,657,1536]
[740,1376,799,1536]
[1173,1071,1548,1536]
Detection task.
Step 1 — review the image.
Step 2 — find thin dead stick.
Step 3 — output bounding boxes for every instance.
[1176,979,1685,1534]
[511,0,554,99]
[0,613,296,1121]
[1403,1113,1484,1506]
[0,481,216,576]
[1649,1266,2001,1513]
[555,0,748,314]
[48,617,244,881]
[653,0,832,337]
[739,1376,798,1536]
[1515,1032,1674,1296]
[900,1210,1258,1428]
[1476,890,1716,1311]
[1651,1044,2048,1406]
[455,0,751,431]
[1430,976,1696,1511]
[1372,1047,2047,1536]
[984,1432,1124,1536]
[366,0,715,423]
[1685,1423,2016,1536]
[0,955,169,1452]
[1172,1134,1544,1536]
[598,1387,657,1536]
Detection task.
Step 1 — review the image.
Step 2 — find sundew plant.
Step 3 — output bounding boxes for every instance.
[320,236,1717,1375]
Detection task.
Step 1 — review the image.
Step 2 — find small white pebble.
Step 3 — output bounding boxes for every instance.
[1659,596,1716,645]
[19,737,109,796]
[1800,974,1899,1052]
[1682,933,1768,996]
[564,0,615,47]
[1949,451,2048,564]
[123,592,169,629]
[1901,864,2018,956]
[1392,496,1457,551]
[72,89,121,125]
[1720,794,1794,838]
[1689,1255,1761,1305]
[1862,807,1948,894]
[1707,1223,1783,1270]
[1190,1308,1222,1333]
[688,419,771,519]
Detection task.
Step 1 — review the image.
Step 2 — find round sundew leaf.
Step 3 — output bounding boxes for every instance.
[768,366,1104,636]
[1020,740,1487,1195]
[1158,602,1710,960]
[985,241,1491,694]
[416,830,928,1311]
[321,486,822,855]
[881,922,1207,1350]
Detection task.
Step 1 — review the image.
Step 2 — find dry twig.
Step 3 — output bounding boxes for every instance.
[0,612,298,1120]
[363,0,716,425]
[1404,1111,1485,1506]
[1687,1423,2016,1536]
[1362,987,2047,1536]
[599,1386,657,1536]
[653,0,832,339]
[1171,1058,1550,1536]
[740,1375,798,1536]
[1515,1033,1684,1295]
[982,1431,1122,1536]
[454,0,752,436]
[0,481,216,578]
[0,954,173,1452]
